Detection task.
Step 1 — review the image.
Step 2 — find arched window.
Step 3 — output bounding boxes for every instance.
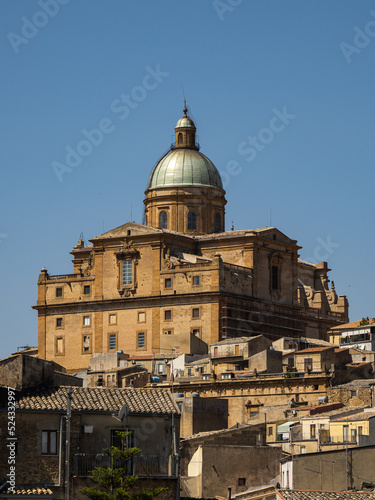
[159,211,167,229]
[215,212,221,233]
[178,132,183,145]
[188,211,197,230]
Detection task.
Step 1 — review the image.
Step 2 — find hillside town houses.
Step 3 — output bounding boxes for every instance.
[1,106,375,500]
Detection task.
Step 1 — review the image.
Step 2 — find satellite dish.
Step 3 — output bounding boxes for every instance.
[118,404,129,422]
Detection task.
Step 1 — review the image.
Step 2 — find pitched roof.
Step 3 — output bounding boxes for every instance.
[210,335,264,346]
[332,379,375,389]
[295,346,333,354]
[334,411,375,422]
[277,490,375,499]
[331,319,375,331]
[15,386,179,414]
[181,422,251,441]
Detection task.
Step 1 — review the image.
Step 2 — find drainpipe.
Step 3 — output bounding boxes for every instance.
[172,412,179,500]
[65,389,73,500]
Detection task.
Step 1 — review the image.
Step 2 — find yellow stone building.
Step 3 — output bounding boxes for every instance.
[34,105,349,372]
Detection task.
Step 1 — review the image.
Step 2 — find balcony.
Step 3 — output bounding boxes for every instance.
[73,453,173,477]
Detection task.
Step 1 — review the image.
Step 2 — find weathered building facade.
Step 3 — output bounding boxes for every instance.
[34,106,349,373]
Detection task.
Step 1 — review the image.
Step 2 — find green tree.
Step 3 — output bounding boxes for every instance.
[80,431,167,500]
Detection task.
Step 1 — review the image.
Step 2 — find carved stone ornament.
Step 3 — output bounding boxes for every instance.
[115,241,140,260]
[304,286,314,300]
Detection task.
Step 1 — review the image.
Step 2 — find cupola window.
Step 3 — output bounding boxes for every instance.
[215,213,221,233]
[188,210,198,230]
[178,132,183,145]
[159,210,168,229]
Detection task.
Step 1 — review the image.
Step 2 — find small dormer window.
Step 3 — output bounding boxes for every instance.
[188,210,197,230]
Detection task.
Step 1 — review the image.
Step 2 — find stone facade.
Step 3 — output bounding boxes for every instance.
[180,424,282,498]
[162,372,331,428]
[0,387,180,499]
[33,107,348,373]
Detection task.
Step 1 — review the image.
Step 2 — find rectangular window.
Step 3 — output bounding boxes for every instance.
[235,345,240,356]
[138,311,146,323]
[237,478,246,487]
[351,428,357,443]
[310,424,316,439]
[109,334,117,350]
[358,426,363,436]
[192,328,200,337]
[164,330,172,335]
[222,373,232,380]
[122,260,133,286]
[301,445,306,454]
[84,285,91,295]
[249,407,259,418]
[42,431,57,455]
[83,315,90,326]
[83,335,90,352]
[351,390,357,397]
[56,337,64,355]
[56,287,63,297]
[164,278,172,288]
[192,308,200,318]
[164,310,172,321]
[158,363,164,374]
[271,266,279,290]
[137,332,145,349]
[97,374,103,386]
[268,427,273,437]
[56,317,63,328]
[109,314,117,325]
[188,368,192,376]
[193,276,200,286]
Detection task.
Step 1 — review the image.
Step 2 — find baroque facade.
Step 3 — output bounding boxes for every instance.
[34,105,348,372]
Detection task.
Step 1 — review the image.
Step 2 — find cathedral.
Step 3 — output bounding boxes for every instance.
[34,105,349,372]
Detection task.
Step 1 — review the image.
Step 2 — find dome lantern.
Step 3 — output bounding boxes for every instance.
[174,101,198,150]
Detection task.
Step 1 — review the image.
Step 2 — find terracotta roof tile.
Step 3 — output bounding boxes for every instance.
[295,347,333,354]
[330,319,375,331]
[277,489,375,499]
[2,488,53,496]
[334,411,375,422]
[15,386,179,414]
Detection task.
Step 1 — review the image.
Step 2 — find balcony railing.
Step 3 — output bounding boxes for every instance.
[73,453,171,477]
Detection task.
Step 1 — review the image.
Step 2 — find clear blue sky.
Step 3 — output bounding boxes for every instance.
[1,0,374,359]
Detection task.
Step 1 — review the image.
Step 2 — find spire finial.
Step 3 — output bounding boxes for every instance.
[183,99,188,116]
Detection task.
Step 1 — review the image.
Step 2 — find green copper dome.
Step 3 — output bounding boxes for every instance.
[147,148,223,190]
